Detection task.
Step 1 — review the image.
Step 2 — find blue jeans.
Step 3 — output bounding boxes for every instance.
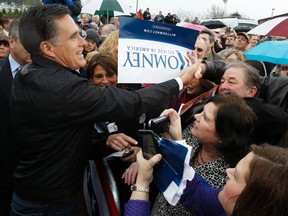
[10,192,81,216]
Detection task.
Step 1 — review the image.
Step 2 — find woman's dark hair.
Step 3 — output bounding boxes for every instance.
[86,53,117,80]
[19,4,70,55]
[232,144,288,216]
[210,93,256,167]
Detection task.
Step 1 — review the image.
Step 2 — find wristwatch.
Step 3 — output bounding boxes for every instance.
[130,184,150,193]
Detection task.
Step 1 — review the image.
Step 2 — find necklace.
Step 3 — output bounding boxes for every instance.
[192,147,203,167]
[199,148,206,164]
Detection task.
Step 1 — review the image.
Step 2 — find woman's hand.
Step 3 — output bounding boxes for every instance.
[122,162,138,185]
[160,109,183,140]
[135,149,162,186]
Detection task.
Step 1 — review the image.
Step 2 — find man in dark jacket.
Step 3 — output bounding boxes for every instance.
[154,11,164,23]
[143,8,151,20]
[164,13,176,25]
[0,19,31,215]
[197,60,288,145]
[10,4,200,215]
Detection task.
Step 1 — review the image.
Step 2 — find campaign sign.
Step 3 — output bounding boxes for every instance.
[118,17,199,83]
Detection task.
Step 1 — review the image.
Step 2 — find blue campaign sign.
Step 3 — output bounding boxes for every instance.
[153,136,188,193]
[118,17,199,83]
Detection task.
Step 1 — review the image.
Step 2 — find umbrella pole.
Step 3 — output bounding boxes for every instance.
[107,10,109,24]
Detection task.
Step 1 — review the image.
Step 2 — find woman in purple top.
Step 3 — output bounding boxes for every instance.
[124,109,288,216]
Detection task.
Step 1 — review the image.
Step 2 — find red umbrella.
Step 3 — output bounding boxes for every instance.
[248,16,288,37]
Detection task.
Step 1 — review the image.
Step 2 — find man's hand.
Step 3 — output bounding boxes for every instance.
[106,133,137,151]
[178,59,202,86]
[121,146,140,162]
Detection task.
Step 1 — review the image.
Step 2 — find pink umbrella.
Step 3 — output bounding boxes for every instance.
[182,23,217,35]
[182,23,208,32]
[248,16,288,37]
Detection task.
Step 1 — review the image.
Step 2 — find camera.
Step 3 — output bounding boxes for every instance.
[226,27,231,34]
[138,130,159,159]
[148,116,170,135]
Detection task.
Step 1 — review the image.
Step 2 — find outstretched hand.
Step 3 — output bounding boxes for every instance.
[178,59,202,86]
[106,133,137,151]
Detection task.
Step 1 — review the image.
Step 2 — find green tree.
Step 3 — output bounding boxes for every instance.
[230,12,242,19]
[26,0,42,7]
[0,0,41,18]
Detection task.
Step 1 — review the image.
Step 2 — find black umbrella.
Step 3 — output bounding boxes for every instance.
[200,20,226,29]
[234,25,254,33]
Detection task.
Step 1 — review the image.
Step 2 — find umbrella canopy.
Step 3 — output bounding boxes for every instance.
[248,16,288,37]
[82,0,133,16]
[234,25,254,33]
[200,20,226,29]
[244,40,288,64]
[182,23,208,32]
[181,23,217,36]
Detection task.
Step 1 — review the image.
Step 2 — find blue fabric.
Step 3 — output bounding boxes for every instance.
[180,177,225,216]
[64,0,74,7]
[153,135,188,193]
[11,192,78,216]
[124,176,226,216]
[41,0,76,20]
[125,200,150,216]
[195,173,212,188]
[42,0,74,7]
[42,0,53,3]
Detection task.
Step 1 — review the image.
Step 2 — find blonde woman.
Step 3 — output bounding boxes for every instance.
[98,30,119,61]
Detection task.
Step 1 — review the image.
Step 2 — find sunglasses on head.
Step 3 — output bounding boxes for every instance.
[0,40,9,48]
[78,28,87,39]
[194,47,203,52]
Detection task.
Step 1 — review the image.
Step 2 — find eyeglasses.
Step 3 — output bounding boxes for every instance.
[0,40,9,48]
[194,47,204,52]
[79,28,87,39]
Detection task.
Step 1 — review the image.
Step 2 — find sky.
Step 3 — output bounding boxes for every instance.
[124,0,288,21]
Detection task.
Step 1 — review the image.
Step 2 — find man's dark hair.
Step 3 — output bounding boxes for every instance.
[19,4,70,55]
[9,19,20,41]
[199,29,215,43]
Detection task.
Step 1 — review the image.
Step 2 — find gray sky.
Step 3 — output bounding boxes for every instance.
[127,0,288,21]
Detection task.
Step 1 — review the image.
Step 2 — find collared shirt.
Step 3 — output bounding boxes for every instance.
[9,54,21,79]
[3,29,9,36]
